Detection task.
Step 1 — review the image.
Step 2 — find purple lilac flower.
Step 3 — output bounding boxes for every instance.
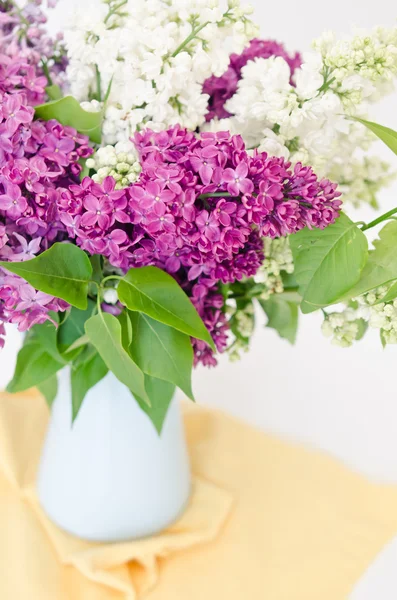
[203,38,302,121]
[0,78,92,341]
[59,125,341,365]
[0,0,65,102]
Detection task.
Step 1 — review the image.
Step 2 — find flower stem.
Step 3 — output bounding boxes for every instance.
[171,8,233,58]
[41,60,53,87]
[8,0,30,27]
[101,274,122,286]
[172,21,210,57]
[361,207,397,232]
[198,192,233,199]
[95,65,102,102]
[97,289,103,314]
[104,0,128,25]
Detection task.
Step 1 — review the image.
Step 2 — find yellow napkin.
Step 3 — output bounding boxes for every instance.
[2,390,397,600]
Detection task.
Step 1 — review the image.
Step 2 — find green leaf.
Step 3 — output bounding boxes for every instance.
[71,351,108,422]
[64,335,90,356]
[135,376,176,434]
[344,221,397,300]
[380,329,387,348]
[129,312,194,400]
[38,374,58,408]
[0,243,92,310]
[355,318,368,341]
[118,309,133,350]
[35,95,102,144]
[290,213,368,313]
[118,266,215,350]
[352,117,397,156]
[85,312,150,404]
[281,270,298,290]
[72,342,97,367]
[89,255,103,284]
[259,295,299,344]
[58,300,96,353]
[45,84,63,101]
[30,318,66,365]
[7,342,64,393]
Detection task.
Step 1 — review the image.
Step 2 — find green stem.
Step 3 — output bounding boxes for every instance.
[9,0,30,27]
[172,21,210,57]
[97,289,103,314]
[95,65,102,102]
[318,76,336,94]
[198,192,234,199]
[101,274,122,286]
[361,207,397,232]
[41,60,53,87]
[104,0,128,25]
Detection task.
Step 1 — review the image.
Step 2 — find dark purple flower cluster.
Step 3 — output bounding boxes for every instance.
[57,125,341,364]
[203,38,301,121]
[0,87,92,345]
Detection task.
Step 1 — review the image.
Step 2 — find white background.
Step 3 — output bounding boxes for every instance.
[3,0,397,481]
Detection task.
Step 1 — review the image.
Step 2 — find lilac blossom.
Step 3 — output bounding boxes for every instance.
[59,125,341,364]
[203,38,301,121]
[0,86,92,341]
[0,0,65,102]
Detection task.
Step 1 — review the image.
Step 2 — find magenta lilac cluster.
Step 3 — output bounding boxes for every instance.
[56,126,341,364]
[203,38,301,121]
[0,68,92,346]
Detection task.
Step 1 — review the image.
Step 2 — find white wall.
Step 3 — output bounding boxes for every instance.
[3,0,397,481]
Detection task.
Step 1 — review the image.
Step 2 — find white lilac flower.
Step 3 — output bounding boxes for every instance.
[313,28,397,103]
[328,156,395,208]
[224,26,397,208]
[355,287,397,345]
[227,303,255,361]
[254,237,294,300]
[86,141,141,188]
[321,310,361,348]
[64,0,256,143]
[321,286,396,348]
[235,303,255,338]
[368,301,397,344]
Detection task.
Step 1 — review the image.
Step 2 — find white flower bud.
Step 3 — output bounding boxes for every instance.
[103,289,119,305]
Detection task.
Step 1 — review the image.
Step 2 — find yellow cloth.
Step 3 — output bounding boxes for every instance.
[1,391,397,599]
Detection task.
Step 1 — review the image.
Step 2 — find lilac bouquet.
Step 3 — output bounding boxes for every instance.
[2,0,397,431]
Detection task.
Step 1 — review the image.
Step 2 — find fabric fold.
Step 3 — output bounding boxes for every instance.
[2,390,397,599]
[24,478,233,599]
